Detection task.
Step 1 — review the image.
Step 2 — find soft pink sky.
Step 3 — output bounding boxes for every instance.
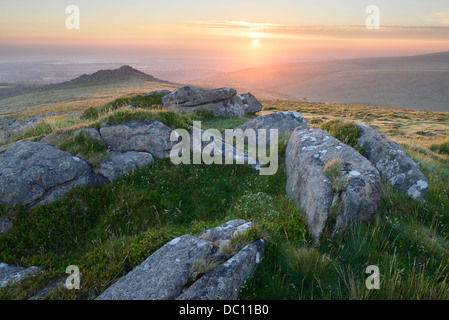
[1,1,449,70]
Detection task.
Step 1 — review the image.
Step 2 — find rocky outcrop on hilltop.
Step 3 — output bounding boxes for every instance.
[0,110,430,240]
[0,105,430,242]
[162,86,262,117]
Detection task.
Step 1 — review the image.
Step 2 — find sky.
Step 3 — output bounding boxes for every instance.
[1,0,449,70]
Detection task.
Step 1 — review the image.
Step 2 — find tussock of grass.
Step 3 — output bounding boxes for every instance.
[430,140,449,156]
[184,258,219,288]
[98,109,192,131]
[80,107,99,121]
[100,93,164,113]
[321,119,364,154]
[58,131,108,167]
[220,224,263,259]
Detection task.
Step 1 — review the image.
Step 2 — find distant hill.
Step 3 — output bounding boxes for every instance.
[0,65,172,100]
[55,65,171,88]
[0,66,178,116]
[195,51,449,112]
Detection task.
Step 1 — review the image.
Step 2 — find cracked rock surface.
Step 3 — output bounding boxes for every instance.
[286,127,381,243]
[96,220,264,300]
[355,122,429,201]
[0,141,102,209]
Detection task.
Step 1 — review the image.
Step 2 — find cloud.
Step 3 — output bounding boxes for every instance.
[427,12,449,25]
[186,20,282,30]
[186,20,449,41]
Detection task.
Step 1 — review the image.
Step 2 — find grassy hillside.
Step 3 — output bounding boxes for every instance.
[0,66,179,118]
[1,97,449,300]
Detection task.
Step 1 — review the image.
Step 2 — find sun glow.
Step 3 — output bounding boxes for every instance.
[252,39,260,47]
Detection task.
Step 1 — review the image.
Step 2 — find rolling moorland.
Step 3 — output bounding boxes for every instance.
[0,66,449,300]
[194,51,449,112]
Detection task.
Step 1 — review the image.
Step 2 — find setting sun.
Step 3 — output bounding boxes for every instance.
[252,39,260,47]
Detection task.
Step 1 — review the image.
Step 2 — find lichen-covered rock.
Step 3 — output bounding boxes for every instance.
[198,220,255,258]
[32,172,107,208]
[198,219,252,244]
[96,220,264,300]
[162,86,237,108]
[177,239,265,300]
[355,122,429,201]
[234,111,309,147]
[162,86,262,117]
[170,125,260,169]
[98,151,154,181]
[144,89,171,96]
[238,93,263,113]
[286,127,381,243]
[184,95,246,117]
[29,281,66,300]
[99,121,175,159]
[75,127,104,145]
[0,141,94,208]
[0,263,41,288]
[96,234,214,300]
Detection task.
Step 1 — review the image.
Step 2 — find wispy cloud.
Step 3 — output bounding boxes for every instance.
[186,20,449,40]
[186,20,282,30]
[427,12,449,25]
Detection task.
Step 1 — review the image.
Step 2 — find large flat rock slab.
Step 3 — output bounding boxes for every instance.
[0,141,93,208]
[162,86,262,117]
[0,263,41,288]
[99,121,175,159]
[162,86,237,108]
[98,151,154,181]
[96,220,264,300]
[96,234,214,300]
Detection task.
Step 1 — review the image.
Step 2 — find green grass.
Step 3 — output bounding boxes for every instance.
[101,93,164,113]
[80,107,99,121]
[320,119,364,154]
[2,98,449,300]
[98,109,192,131]
[430,140,449,156]
[57,131,108,167]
